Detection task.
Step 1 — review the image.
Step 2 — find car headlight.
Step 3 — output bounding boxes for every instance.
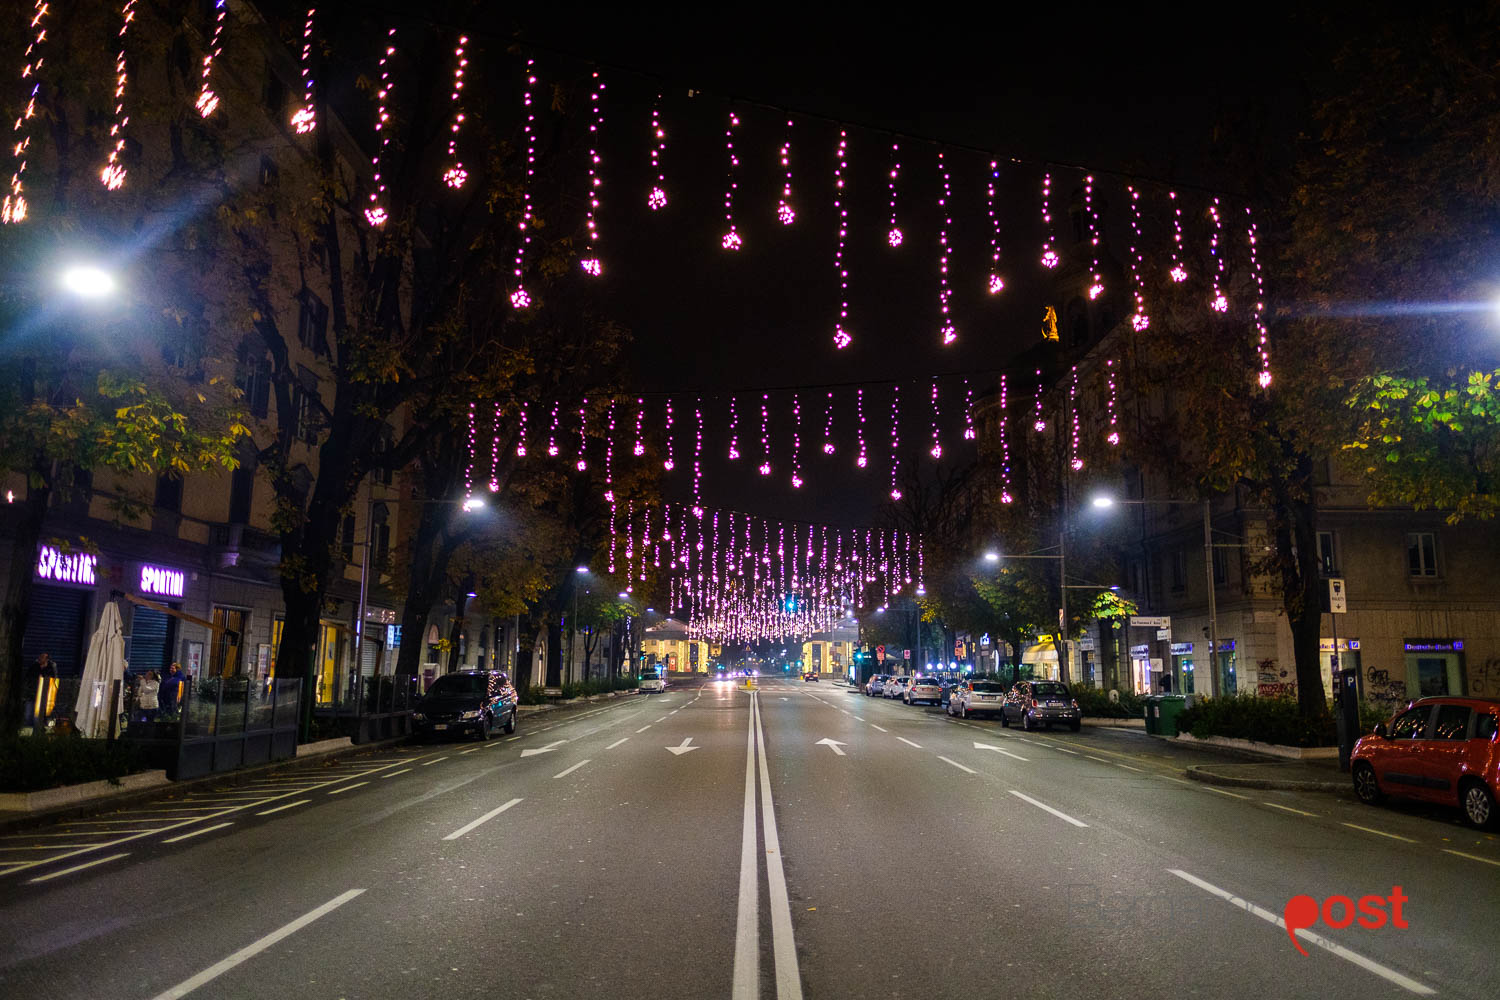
[460,709,483,720]
[412,712,426,722]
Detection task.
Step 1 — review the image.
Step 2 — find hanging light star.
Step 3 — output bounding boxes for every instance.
[193,1,227,117]
[1168,191,1188,281]
[100,1,138,191]
[856,388,868,468]
[1246,207,1272,388]
[580,70,604,275]
[1126,185,1151,331]
[832,129,852,349]
[511,58,538,308]
[1208,197,1228,312]
[777,119,796,225]
[1105,360,1120,446]
[363,29,396,227]
[886,141,903,246]
[985,160,1004,293]
[647,97,667,209]
[721,111,743,250]
[936,151,956,345]
[291,7,317,133]
[2,0,49,223]
[1084,174,1104,299]
[1039,171,1059,268]
[759,394,771,475]
[441,35,469,188]
[822,391,835,455]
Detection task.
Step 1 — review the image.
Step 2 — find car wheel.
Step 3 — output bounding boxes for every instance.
[1461,779,1496,829]
[1352,761,1383,805]
[504,709,517,734]
[999,709,1009,728]
[477,714,492,741]
[1021,713,1034,732]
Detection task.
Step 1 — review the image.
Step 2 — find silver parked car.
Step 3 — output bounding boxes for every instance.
[948,679,1008,718]
[865,674,889,696]
[1001,680,1082,731]
[904,676,943,705]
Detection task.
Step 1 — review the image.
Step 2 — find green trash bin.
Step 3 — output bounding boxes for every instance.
[1156,694,1188,737]
[1143,695,1161,735]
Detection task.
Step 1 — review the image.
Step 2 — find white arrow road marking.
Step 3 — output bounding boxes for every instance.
[666,737,699,756]
[519,740,567,758]
[815,738,847,756]
[974,741,1030,761]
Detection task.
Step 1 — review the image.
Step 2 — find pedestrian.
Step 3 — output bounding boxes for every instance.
[23,652,58,728]
[160,661,185,715]
[136,670,160,722]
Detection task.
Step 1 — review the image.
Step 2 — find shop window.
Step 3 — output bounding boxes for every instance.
[212,607,248,677]
[1432,704,1471,741]
[1317,531,1338,576]
[1407,532,1438,577]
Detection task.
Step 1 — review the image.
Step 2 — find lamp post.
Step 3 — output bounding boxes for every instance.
[571,565,589,685]
[1092,495,1219,698]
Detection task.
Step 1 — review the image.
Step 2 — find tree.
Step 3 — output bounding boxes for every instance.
[0,3,250,729]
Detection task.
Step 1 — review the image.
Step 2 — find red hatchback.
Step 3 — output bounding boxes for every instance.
[1351,696,1500,828]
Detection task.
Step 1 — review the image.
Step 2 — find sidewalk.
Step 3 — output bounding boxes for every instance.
[1185,758,1349,793]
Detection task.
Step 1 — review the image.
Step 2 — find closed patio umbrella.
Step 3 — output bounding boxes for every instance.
[74,601,126,739]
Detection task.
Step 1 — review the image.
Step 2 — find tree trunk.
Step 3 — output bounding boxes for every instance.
[545,620,563,687]
[1269,466,1327,719]
[0,471,51,732]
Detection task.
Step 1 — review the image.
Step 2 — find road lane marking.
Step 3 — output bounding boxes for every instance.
[1085,755,1110,763]
[149,888,366,1000]
[1442,848,1500,867]
[636,725,652,733]
[1115,763,1144,772]
[162,823,234,844]
[973,742,1029,761]
[27,853,130,884]
[1204,787,1250,800]
[896,737,923,749]
[869,724,888,732]
[670,709,680,714]
[731,692,760,1000]
[938,756,977,774]
[460,746,484,755]
[441,798,524,841]
[552,760,591,779]
[605,737,629,750]
[1054,747,1080,755]
[420,757,448,766]
[255,800,310,816]
[326,782,367,796]
[655,716,669,723]
[754,694,804,1000]
[1263,801,1317,817]
[1342,822,1417,843]
[1008,790,1089,828]
[380,769,412,779]
[1167,869,1434,995]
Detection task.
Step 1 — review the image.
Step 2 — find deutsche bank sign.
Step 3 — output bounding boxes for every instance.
[139,564,186,599]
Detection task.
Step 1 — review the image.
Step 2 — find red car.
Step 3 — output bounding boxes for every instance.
[1351,696,1500,828]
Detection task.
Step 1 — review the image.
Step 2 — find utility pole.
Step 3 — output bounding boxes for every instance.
[1203,499,1220,699]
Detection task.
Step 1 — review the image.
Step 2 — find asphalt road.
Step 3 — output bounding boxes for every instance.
[1,677,1496,1000]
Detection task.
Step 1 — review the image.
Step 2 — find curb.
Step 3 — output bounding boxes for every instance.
[520,689,639,715]
[1185,763,1347,793]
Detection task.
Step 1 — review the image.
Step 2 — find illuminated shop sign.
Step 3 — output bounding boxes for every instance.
[139,564,186,599]
[1403,639,1463,653]
[1170,642,1195,656]
[35,545,97,586]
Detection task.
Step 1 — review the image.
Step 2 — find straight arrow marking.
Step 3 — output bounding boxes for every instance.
[665,737,699,756]
[973,742,1030,761]
[519,740,567,758]
[815,738,847,756]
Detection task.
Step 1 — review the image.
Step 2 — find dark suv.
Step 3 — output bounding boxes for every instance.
[412,670,518,741]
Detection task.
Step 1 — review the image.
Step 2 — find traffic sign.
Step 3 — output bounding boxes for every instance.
[1130,616,1171,629]
[1327,578,1347,614]
[903,648,912,660]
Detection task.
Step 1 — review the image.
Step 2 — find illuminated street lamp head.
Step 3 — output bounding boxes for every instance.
[915,585,926,596]
[461,497,486,512]
[983,551,1000,563]
[618,592,630,600]
[60,264,116,298]
[1091,495,1115,509]
[576,565,589,574]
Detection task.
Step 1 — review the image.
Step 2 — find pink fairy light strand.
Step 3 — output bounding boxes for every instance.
[777,119,796,225]
[580,70,604,275]
[291,7,317,133]
[1246,207,1272,388]
[441,35,469,188]
[1207,197,1228,312]
[886,142,903,247]
[1039,172,1058,268]
[511,58,537,308]
[832,130,852,349]
[100,1,138,191]
[194,1,226,118]
[1168,191,1188,282]
[1084,174,1104,300]
[721,111,742,250]
[985,160,1004,293]
[647,98,667,209]
[2,0,49,223]
[1126,185,1151,331]
[362,29,397,227]
[936,151,956,345]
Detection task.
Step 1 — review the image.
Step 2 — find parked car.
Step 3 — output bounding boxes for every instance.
[1351,696,1500,828]
[865,674,889,696]
[905,676,943,706]
[949,679,1009,718]
[412,669,517,741]
[884,676,912,700]
[1001,680,1082,731]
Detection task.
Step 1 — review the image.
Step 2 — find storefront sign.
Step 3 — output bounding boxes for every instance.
[138,564,185,599]
[1318,638,1360,652]
[1170,642,1195,656]
[35,545,96,586]
[1079,637,1096,652]
[1129,644,1150,658]
[386,624,403,647]
[1210,639,1236,652]
[1403,639,1462,653]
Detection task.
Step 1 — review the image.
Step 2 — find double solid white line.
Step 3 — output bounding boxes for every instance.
[731,692,803,1000]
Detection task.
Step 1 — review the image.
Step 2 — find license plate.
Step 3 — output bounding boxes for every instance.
[1046,701,1063,707]
[433,723,447,730]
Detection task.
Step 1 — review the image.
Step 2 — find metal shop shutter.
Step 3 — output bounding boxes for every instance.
[22,585,90,677]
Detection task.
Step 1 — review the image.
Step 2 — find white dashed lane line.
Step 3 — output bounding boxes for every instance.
[162,822,234,844]
[327,782,368,796]
[255,800,310,816]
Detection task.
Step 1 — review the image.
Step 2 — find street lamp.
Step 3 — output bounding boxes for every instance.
[59,263,116,299]
[1091,492,1221,698]
[983,550,1000,564]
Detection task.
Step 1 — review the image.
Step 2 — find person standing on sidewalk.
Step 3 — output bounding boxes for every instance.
[136,670,160,722]
[160,662,185,715]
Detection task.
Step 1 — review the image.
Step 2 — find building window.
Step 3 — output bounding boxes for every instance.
[236,348,271,419]
[263,70,286,119]
[297,291,329,356]
[341,514,356,562]
[155,474,183,514]
[1317,531,1338,576]
[212,607,248,677]
[1407,532,1438,578]
[372,503,390,568]
[292,385,318,444]
[1170,549,1186,591]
